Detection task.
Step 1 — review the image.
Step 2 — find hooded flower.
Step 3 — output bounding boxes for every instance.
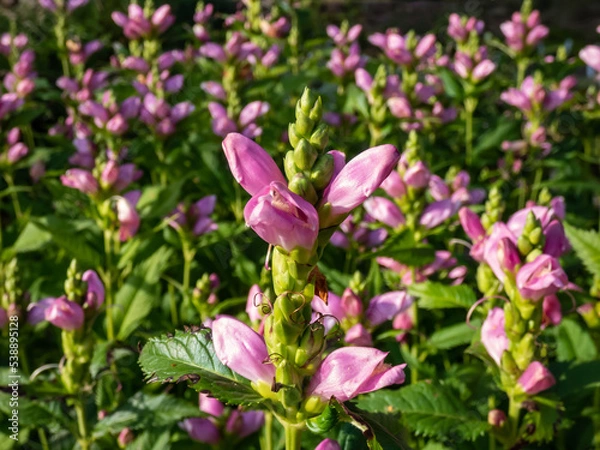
[306,347,406,402]
[481,307,509,366]
[516,254,568,301]
[319,144,399,228]
[222,133,286,196]
[244,182,319,253]
[44,296,84,331]
[82,270,104,310]
[518,361,556,395]
[212,316,275,384]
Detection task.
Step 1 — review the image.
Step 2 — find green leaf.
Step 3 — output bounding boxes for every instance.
[114,246,173,340]
[29,216,102,267]
[557,361,600,397]
[92,392,199,437]
[522,402,560,443]
[564,223,600,278]
[355,383,488,441]
[438,69,464,100]
[408,281,476,310]
[362,231,436,267]
[429,321,479,350]
[129,427,171,450]
[555,318,598,363]
[137,179,186,219]
[11,221,52,253]
[473,119,519,156]
[138,329,264,406]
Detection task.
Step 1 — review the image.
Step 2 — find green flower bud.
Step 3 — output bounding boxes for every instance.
[284,151,300,181]
[528,228,543,247]
[500,350,519,375]
[517,235,533,256]
[288,173,318,204]
[295,323,325,367]
[306,402,339,432]
[309,123,329,151]
[309,96,323,122]
[299,87,318,115]
[295,107,314,136]
[513,334,535,370]
[293,139,318,170]
[288,123,301,148]
[310,154,335,190]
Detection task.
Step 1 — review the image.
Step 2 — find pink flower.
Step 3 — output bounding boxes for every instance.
[61,169,99,195]
[363,196,405,228]
[518,361,556,395]
[481,307,509,366]
[27,298,56,325]
[307,347,406,402]
[403,161,430,189]
[82,270,104,310]
[316,438,342,450]
[319,144,400,228]
[222,133,286,196]
[212,316,275,384]
[516,254,568,301]
[542,294,562,327]
[45,296,84,331]
[483,223,518,282]
[116,191,141,241]
[244,182,319,253]
[224,410,264,438]
[344,324,373,346]
[365,291,413,326]
[419,199,458,229]
[246,284,264,323]
[199,393,225,417]
[580,45,600,73]
[180,418,220,445]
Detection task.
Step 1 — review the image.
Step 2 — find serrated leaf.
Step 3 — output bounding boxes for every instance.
[138,329,263,406]
[564,223,600,278]
[92,392,199,437]
[11,221,52,253]
[355,383,488,441]
[114,246,173,340]
[408,282,476,309]
[555,318,597,362]
[522,402,559,443]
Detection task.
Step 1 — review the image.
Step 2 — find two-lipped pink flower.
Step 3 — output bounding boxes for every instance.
[447,14,484,43]
[82,270,105,310]
[518,361,556,395]
[500,10,549,54]
[516,254,568,301]
[168,195,218,236]
[116,191,142,241]
[306,347,406,402]
[112,4,174,39]
[208,101,269,139]
[44,296,85,331]
[481,307,509,366]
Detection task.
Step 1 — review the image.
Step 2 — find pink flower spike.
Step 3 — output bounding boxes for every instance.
[481,307,509,366]
[244,182,319,253]
[307,347,406,402]
[45,296,84,331]
[222,133,286,196]
[319,144,400,228]
[518,361,556,395]
[212,316,275,384]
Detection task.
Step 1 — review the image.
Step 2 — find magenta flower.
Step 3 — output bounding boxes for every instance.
[244,182,319,253]
[481,307,509,366]
[199,393,225,417]
[365,291,413,326]
[500,10,549,54]
[327,24,362,46]
[82,270,104,310]
[344,324,373,346]
[307,347,406,402]
[419,199,458,229]
[212,316,275,384]
[516,254,568,301]
[116,191,141,241]
[27,298,56,325]
[312,288,363,323]
[363,196,405,228]
[327,43,365,78]
[542,294,562,327]
[580,45,600,74]
[483,223,518,282]
[316,438,342,450]
[45,296,84,331]
[168,195,218,236]
[112,4,173,39]
[319,144,400,228]
[0,308,7,329]
[180,418,220,445]
[403,161,430,189]
[246,284,264,323]
[518,361,556,395]
[209,102,269,138]
[222,133,286,196]
[61,169,99,195]
[447,14,484,43]
[225,410,265,439]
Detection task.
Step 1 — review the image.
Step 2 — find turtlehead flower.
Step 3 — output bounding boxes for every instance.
[481,307,509,366]
[365,291,413,326]
[212,316,275,385]
[61,169,99,195]
[112,4,174,39]
[116,191,141,241]
[500,10,549,54]
[516,254,568,301]
[306,347,406,402]
[45,296,84,331]
[244,182,319,253]
[168,195,218,236]
[208,101,270,139]
[82,270,104,310]
[447,14,484,43]
[518,361,556,395]
[180,418,220,445]
[316,438,342,450]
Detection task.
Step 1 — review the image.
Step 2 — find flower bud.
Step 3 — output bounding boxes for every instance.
[403,161,430,189]
[481,307,509,366]
[310,154,335,190]
[497,237,521,274]
[293,139,318,170]
[488,409,507,428]
[310,123,329,150]
[118,428,134,448]
[288,173,318,205]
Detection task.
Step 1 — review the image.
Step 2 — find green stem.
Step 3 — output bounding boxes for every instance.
[516,58,528,86]
[410,267,419,384]
[4,173,23,220]
[508,396,521,445]
[168,283,178,327]
[74,399,90,450]
[531,165,543,202]
[464,97,478,167]
[103,229,115,341]
[54,13,70,78]
[283,422,302,450]
[39,428,50,450]
[261,411,274,450]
